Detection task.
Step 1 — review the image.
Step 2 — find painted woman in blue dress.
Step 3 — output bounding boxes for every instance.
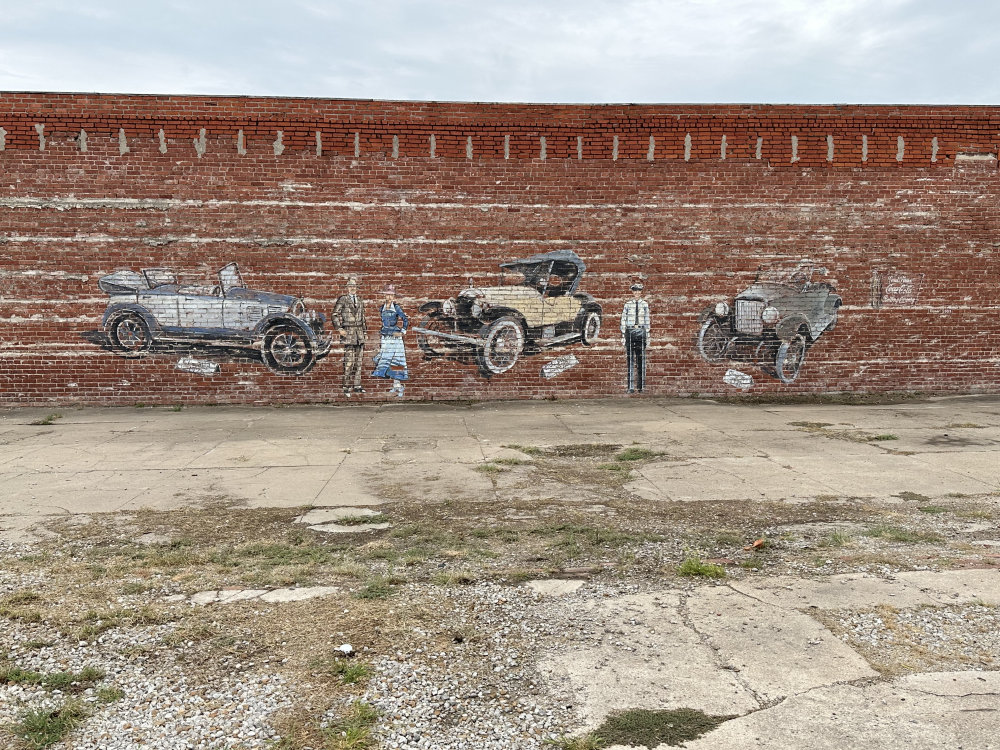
[371,285,409,397]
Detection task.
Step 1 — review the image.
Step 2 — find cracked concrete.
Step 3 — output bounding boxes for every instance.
[548,570,999,748]
[2,396,999,747]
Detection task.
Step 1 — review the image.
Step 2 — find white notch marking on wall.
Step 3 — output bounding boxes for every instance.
[755,136,762,160]
[430,134,436,158]
[34,124,45,151]
[647,135,655,161]
[466,136,473,159]
[392,135,399,159]
[273,131,285,156]
[896,136,905,162]
[237,130,246,155]
[504,134,510,160]
[612,135,619,161]
[790,135,799,163]
[354,132,360,158]
[78,129,88,153]
[931,137,939,162]
[862,134,869,162]
[118,128,130,155]
[577,135,583,160]
[194,128,207,158]
[158,129,167,154]
[684,133,691,161]
[315,131,322,157]
[720,134,727,160]
[0,126,5,151]
[827,134,834,162]
[540,136,546,160]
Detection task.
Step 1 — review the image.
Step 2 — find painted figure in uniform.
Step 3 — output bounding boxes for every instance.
[332,277,367,397]
[371,285,409,397]
[620,282,650,393]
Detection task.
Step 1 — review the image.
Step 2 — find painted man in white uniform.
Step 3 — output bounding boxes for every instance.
[620,282,650,393]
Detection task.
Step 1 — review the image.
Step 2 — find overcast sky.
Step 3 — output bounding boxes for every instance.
[0,0,996,104]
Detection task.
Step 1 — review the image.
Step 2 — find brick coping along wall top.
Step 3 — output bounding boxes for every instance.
[1,92,998,405]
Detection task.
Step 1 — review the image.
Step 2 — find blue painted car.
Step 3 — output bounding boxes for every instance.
[98,262,331,374]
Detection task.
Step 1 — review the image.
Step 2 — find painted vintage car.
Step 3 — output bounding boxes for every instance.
[97,262,331,374]
[413,250,603,375]
[697,263,841,384]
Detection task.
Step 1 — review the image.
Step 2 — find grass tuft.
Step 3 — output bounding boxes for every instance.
[14,699,89,749]
[594,707,734,748]
[677,557,726,579]
[29,413,63,426]
[614,447,664,462]
[353,578,394,600]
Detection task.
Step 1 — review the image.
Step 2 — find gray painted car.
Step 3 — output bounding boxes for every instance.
[97,262,331,374]
[697,263,842,384]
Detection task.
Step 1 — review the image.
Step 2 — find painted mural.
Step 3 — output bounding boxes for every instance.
[412,250,603,377]
[95,262,331,375]
[620,282,650,393]
[84,252,846,397]
[696,262,842,385]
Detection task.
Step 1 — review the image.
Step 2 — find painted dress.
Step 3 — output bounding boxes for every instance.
[372,301,409,380]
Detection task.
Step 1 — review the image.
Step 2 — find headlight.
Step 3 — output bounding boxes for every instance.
[714,302,730,317]
[443,299,457,316]
[471,300,492,318]
[761,306,780,325]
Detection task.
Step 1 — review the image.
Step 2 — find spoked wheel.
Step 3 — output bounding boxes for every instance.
[263,324,315,374]
[697,318,732,363]
[579,310,602,346]
[416,315,451,357]
[477,317,524,375]
[774,330,809,384]
[108,313,152,357]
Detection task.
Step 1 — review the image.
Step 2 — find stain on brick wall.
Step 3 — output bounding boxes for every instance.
[1,94,998,405]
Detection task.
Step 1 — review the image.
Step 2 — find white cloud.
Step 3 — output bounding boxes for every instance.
[0,0,997,103]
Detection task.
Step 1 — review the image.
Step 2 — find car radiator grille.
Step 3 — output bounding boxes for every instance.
[734,300,765,334]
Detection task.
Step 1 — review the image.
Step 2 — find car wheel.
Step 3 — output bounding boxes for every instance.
[775,330,809,384]
[108,313,152,357]
[263,324,315,374]
[579,310,602,346]
[697,318,731,363]
[477,317,524,375]
[417,315,451,357]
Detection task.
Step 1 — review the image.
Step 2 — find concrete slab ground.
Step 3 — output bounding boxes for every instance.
[2,395,999,749]
[4,395,999,534]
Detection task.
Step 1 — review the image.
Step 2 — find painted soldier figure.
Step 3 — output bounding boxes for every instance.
[332,277,367,396]
[620,282,650,393]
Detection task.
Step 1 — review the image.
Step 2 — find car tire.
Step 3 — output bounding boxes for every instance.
[477,317,524,375]
[775,330,809,384]
[262,324,315,374]
[578,310,602,346]
[107,313,152,358]
[697,318,731,363]
[416,315,451,357]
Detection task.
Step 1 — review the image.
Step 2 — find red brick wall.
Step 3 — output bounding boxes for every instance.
[1,93,998,405]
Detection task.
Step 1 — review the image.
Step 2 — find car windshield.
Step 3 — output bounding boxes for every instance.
[218,263,244,293]
[504,261,579,296]
[142,268,178,288]
[757,264,812,286]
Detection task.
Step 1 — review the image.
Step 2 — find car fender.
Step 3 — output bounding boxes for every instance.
[419,301,444,314]
[477,311,525,338]
[254,314,318,341]
[697,304,724,324]
[102,303,161,334]
[776,314,810,342]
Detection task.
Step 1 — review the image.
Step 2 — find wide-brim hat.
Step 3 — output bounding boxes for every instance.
[630,282,644,292]
[381,284,397,295]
